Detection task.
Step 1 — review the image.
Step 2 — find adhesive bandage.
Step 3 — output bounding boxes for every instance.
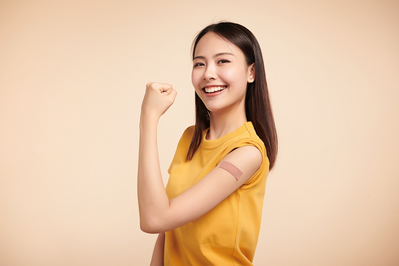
[219,161,243,180]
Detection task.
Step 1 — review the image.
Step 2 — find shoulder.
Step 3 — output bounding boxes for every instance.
[227,122,267,159]
[178,125,195,146]
[172,126,195,155]
[180,125,195,140]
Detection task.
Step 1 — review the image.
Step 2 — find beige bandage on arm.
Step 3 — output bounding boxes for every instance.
[219,161,243,181]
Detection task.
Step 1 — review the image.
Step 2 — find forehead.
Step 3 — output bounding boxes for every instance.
[194,32,240,57]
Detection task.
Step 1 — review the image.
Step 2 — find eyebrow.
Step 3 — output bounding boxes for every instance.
[193,52,235,60]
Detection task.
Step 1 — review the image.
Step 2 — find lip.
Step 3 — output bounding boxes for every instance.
[202,85,227,96]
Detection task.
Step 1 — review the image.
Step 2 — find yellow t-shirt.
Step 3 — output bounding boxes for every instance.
[165,122,269,265]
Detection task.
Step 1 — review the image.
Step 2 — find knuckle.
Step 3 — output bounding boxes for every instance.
[145,82,154,91]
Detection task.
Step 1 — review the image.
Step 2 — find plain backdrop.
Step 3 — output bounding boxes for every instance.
[1,0,398,265]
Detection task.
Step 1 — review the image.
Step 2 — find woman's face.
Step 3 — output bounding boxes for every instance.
[191,32,254,114]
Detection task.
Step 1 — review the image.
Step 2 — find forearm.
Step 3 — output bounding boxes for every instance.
[137,115,170,232]
[150,233,165,266]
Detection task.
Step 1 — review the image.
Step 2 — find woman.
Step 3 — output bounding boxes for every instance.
[138,22,278,265]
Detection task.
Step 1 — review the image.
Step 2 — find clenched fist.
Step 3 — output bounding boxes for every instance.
[141,82,177,120]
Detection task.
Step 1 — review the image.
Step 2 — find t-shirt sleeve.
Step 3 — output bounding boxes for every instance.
[167,126,195,175]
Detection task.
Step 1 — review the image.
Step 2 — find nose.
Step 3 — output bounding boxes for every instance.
[203,65,217,81]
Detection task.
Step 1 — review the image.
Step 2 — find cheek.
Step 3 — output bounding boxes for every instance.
[222,67,247,84]
[191,70,201,88]
[222,69,237,81]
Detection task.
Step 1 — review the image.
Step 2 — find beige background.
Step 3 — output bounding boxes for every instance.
[1,0,398,265]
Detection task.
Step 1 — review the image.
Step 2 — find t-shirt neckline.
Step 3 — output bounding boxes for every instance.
[202,121,253,149]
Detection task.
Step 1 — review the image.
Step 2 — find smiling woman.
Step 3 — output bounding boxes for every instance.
[137,22,277,266]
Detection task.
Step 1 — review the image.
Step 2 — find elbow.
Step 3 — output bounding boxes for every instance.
[140,218,166,234]
[140,223,160,234]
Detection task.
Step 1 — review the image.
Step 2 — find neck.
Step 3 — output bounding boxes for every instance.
[206,107,247,140]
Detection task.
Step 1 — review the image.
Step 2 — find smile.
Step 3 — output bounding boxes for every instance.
[203,86,227,93]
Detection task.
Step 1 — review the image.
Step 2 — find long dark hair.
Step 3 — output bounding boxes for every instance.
[186,22,278,170]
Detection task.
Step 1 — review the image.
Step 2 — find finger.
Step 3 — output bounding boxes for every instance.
[147,82,171,93]
[159,84,173,94]
[170,88,177,99]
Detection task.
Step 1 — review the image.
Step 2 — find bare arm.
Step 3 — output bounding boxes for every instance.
[138,82,262,233]
[150,233,164,266]
[137,82,177,233]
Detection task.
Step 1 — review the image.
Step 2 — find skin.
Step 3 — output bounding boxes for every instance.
[138,32,262,266]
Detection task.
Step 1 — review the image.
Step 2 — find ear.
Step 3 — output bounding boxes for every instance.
[247,63,255,83]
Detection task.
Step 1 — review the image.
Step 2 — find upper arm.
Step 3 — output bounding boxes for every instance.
[158,145,263,232]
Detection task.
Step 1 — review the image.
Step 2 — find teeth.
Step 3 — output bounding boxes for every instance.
[204,86,225,93]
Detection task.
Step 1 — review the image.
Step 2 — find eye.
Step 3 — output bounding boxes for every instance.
[218,59,230,64]
[193,62,205,67]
